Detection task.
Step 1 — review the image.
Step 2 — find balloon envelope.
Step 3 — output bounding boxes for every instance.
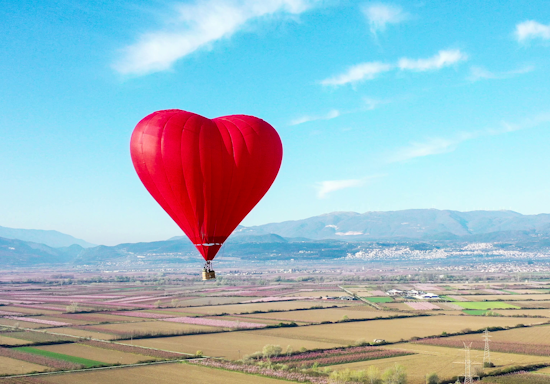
[130,109,283,261]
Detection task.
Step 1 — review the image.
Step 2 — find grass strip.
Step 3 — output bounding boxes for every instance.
[363,297,393,303]
[454,302,519,310]
[14,347,105,368]
[463,309,489,316]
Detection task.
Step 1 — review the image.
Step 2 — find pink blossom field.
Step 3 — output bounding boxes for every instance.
[405,302,440,310]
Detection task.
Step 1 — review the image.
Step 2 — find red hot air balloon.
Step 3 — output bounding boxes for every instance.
[130,110,283,279]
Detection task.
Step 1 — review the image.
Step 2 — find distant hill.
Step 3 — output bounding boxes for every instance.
[0,225,95,248]
[0,236,83,265]
[4,209,550,266]
[234,209,550,241]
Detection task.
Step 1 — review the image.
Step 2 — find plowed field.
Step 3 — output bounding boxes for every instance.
[131,331,341,359]
[35,343,156,364]
[178,301,342,315]
[0,356,48,375]
[38,361,292,383]
[235,308,396,323]
[250,315,544,345]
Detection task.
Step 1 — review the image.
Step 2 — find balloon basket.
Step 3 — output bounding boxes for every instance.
[202,270,216,280]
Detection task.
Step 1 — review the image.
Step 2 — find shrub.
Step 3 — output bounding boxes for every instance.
[263,345,282,359]
[381,364,407,384]
[426,372,439,384]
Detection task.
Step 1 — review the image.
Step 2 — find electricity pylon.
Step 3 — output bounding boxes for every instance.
[463,342,473,384]
[482,328,491,366]
[454,342,481,383]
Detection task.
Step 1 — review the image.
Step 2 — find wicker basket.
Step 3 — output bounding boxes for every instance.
[202,270,216,280]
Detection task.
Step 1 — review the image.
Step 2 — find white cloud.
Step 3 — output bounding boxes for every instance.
[389,113,550,163]
[316,179,365,198]
[321,49,467,87]
[398,49,467,71]
[468,65,534,82]
[389,137,462,163]
[364,97,388,110]
[515,20,550,42]
[113,0,317,75]
[497,112,550,134]
[362,3,408,36]
[320,62,392,86]
[290,109,341,126]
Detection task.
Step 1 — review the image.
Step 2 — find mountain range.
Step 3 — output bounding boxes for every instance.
[0,225,95,248]
[232,209,550,241]
[3,209,550,266]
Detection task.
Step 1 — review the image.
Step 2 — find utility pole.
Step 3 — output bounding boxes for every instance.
[483,328,491,366]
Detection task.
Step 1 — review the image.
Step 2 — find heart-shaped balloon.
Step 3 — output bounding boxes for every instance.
[130,109,283,262]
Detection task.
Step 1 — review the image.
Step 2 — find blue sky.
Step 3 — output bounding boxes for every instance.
[2,0,550,245]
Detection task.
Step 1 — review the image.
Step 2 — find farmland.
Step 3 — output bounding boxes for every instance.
[130,330,342,359]
[1,273,550,383]
[36,362,288,384]
[34,343,156,364]
[333,343,550,384]
[249,315,542,345]
[452,302,520,310]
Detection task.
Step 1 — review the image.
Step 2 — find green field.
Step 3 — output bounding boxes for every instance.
[500,290,520,295]
[15,346,106,367]
[462,309,488,315]
[441,295,459,301]
[364,297,393,303]
[453,302,519,310]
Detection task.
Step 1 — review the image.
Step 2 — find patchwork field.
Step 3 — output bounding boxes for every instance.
[0,355,48,375]
[251,315,542,345]
[80,320,221,335]
[493,309,550,317]
[234,307,398,323]
[421,323,550,345]
[2,279,550,383]
[334,343,550,384]
[37,362,287,384]
[0,335,32,346]
[172,301,342,315]
[46,327,116,340]
[0,318,48,329]
[452,302,520,310]
[131,330,342,359]
[35,343,156,364]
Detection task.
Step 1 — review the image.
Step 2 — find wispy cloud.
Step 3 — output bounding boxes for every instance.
[398,49,467,71]
[290,109,341,126]
[362,3,408,37]
[389,113,550,163]
[320,62,392,86]
[113,0,317,75]
[316,179,365,198]
[467,65,535,82]
[291,97,389,126]
[515,20,550,42]
[389,136,469,163]
[320,49,467,87]
[364,97,389,110]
